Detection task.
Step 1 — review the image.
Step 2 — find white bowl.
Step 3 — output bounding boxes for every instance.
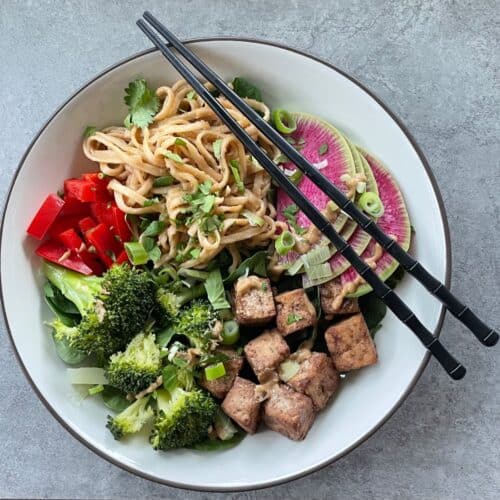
[0,38,450,491]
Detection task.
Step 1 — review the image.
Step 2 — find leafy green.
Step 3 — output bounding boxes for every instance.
[165,151,183,163]
[156,327,176,348]
[142,220,166,237]
[123,78,160,128]
[153,175,175,187]
[84,126,97,138]
[204,269,230,310]
[51,334,88,365]
[359,292,387,336]
[229,160,245,193]
[242,210,264,227]
[191,431,246,451]
[102,386,131,413]
[224,250,268,283]
[386,265,404,289]
[162,365,179,393]
[44,282,80,317]
[282,204,306,235]
[232,77,262,101]
[212,139,222,160]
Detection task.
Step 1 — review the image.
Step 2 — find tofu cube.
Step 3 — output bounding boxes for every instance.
[199,349,244,399]
[325,313,378,371]
[221,377,261,434]
[233,276,276,326]
[263,384,315,441]
[320,279,360,316]
[287,352,340,410]
[244,329,290,382]
[275,289,317,336]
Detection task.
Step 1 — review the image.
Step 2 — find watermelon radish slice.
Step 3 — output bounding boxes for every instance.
[340,150,411,298]
[277,113,356,233]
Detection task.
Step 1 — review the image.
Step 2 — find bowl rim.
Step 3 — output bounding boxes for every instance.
[0,37,451,492]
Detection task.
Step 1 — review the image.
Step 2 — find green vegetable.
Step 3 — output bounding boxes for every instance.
[142,220,166,237]
[232,77,262,101]
[88,384,104,396]
[44,281,80,317]
[44,262,158,359]
[318,143,329,155]
[214,409,239,441]
[84,126,97,138]
[358,191,384,218]
[153,175,175,187]
[287,313,302,325]
[229,159,245,193]
[186,90,196,100]
[191,431,245,451]
[124,241,149,265]
[204,362,226,381]
[148,246,162,263]
[282,204,306,235]
[67,367,107,385]
[124,78,160,129]
[242,210,264,227]
[106,396,154,440]
[143,197,160,207]
[102,386,131,413]
[51,334,88,365]
[164,151,183,163]
[359,292,387,337]
[174,137,186,146]
[288,170,303,185]
[105,332,162,394]
[204,269,230,310]
[156,282,206,320]
[224,250,268,283]
[222,320,240,345]
[150,388,217,450]
[275,230,295,256]
[272,109,297,134]
[178,268,210,281]
[212,139,222,160]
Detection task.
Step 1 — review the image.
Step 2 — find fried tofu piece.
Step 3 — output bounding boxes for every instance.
[199,349,244,399]
[221,377,261,434]
[233,276,276,326]
[244,329,290,382]
[320,279,360,316]
[287,352,340,410]
[275,289,317,336]
[263,384,315,441]
[324,313,377,371]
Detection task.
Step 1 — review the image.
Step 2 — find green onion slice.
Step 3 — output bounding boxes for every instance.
[288,170,303,185]
[358,192,384,218]
[222,320,240,345]
[153,175,175,187]
[242,210,265,227]
[275,230,295,256]
[204,362,226,381]
[272,109,297,134]
[124,241,149,265]
[88,384,104,396]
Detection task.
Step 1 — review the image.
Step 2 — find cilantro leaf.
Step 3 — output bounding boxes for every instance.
[282,204,306,235]
[229,159,245,193]
[84,126,97,138]
[232,77,262,101]
[123,78,160,128]
[164,151,183,163]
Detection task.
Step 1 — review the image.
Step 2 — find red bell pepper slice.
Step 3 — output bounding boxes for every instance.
[27,194,65,240]
[61,197,89,217]
[48,215,82,240]
[78,216,98,234]
[82,172,112,202]
[64,179,97,202]
[111,206,132,243]
[90,202,115,227]
[36,240,93,275]
[115,249,129,265]
[85,223,122,268]
[58,228,84,253]
[80,250,105,276]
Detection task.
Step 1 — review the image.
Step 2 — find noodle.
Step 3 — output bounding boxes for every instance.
[83,79,280,269]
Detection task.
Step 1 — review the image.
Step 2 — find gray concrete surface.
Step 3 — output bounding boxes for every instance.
[0,0,498,498]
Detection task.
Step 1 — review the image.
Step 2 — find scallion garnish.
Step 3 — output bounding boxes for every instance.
[358,192,384,218]
[213,139,223,160]
[229,159,245,193]
[242,210,265,227]
[275,230,295,255]
[204,362,226,381]
[222,320,240,345]
[174,138,186,146]
[272,109,297,134]
[153,175,175,188]
[124,241,149,265]
[88,384,104,396]
[164,151,183,163]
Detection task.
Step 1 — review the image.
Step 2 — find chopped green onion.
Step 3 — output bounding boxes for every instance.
[358,192,384,218]
[178,268,210,280]
[242,210,264,227]
[213,139,223,160]
[289,170,303,185]
[124,241,149,265]
[143,197,160,207]
[272,109,297,134]
[84,126,97,138]
[204,362,226,381]
[275,230,295,256]
[67,367,107,385]
[229,159,245,193]
[153,175,175,187]
[186,90,197,100]
[88,384,104,396]
[174,137,186,146]
[287,313,302,324]
[142,220,166,237]
[164,151,183,163]
[318,143,329,155]
[222,320,240,345]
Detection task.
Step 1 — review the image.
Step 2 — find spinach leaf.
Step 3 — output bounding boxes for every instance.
[386,266,405,289]
[359,292,387,337]
[224,251,268,283]
[156,326,176,348]
[51,334,88,365]
[232,77,262,102]
[44,282,80,317]
[101,386,131,413]
[191,431,246,451]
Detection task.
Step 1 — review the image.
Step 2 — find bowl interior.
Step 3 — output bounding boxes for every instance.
[1,40,448,491]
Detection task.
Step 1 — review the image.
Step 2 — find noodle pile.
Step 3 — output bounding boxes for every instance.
[83,79,286,271]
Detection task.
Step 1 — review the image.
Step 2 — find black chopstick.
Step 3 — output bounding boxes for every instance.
[141,11,498,350]
[136,17,466,379]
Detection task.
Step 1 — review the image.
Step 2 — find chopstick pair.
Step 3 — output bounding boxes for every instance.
[137,12,498,379]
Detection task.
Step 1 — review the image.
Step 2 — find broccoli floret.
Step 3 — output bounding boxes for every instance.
[106,332,162,394]
[156,282,206,320]
[106,396,154,440]
[168,299,220,352]
[150,387,217,450]
[44,261,157,358]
